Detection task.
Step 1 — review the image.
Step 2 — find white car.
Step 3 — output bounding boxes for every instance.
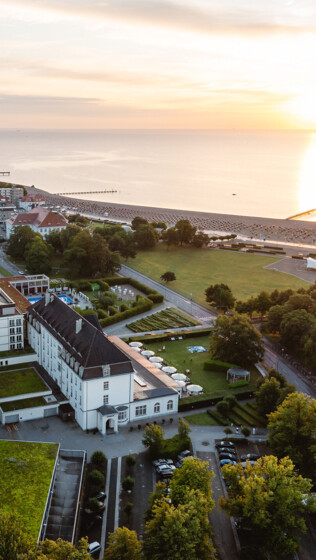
[87,542,101,556]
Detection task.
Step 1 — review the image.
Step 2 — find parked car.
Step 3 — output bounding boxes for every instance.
[218,447,237,455]
[177,450,192,460]
[219,452,237,461]
[220,459,237,467]
[240,454,260,461]
[240,461,256,468]
[87,541,101,556]
[156,464,176,474]
[94,491,106,502]
[215,441,235,449]
[153,458,173,467]
[84,501,105,515]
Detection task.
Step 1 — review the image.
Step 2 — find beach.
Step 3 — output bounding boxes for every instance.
[28,186,316,246]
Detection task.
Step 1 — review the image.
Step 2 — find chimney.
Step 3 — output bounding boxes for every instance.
[45,292,50,306]
[75,318,82,334]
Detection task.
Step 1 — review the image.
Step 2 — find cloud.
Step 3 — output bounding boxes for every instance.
[4,0,316,35]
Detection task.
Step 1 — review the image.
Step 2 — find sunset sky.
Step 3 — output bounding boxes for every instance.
[1,0,316,129]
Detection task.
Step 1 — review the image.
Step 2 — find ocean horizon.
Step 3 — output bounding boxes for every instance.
[1,129,316,220]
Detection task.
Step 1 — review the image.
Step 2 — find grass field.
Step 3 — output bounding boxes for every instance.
[0,265,11,277]
[1,396,47,412]
[129,245,308,302]
[0,440,58,542]
[185,402,265,427]
[145,335,261,394]
[0,368,47,398]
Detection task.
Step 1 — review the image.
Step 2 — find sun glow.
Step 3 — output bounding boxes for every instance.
[298,135,316,219]
[286,93,316,128]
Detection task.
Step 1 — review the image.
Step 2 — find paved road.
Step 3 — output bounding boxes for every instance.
[0,245,21,276]
[120,263,216,324]
[264,343,316,398]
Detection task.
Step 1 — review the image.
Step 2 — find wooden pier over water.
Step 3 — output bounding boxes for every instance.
[55,189,117,196]
[0,171,10,176]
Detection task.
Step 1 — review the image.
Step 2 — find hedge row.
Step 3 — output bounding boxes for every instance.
[125,328,213,344]
[291,255,304,260]
[127,307,199,333]
[203,359,236,373]
[99,296,153,327]
[160,435,191,460]
[104,276,163,303]
[178,389,255,412]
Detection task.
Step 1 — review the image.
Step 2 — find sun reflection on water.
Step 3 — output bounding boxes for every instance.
[297,134,316,221]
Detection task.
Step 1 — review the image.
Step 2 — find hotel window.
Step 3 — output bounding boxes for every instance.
[17,336,22,342]
[9,320,14,327]
[135,405,147,417]
[10,344,15,350]
[103,381,109,390]
[17,343,22,349]
[154,402,160,414]
[167,400,173,411]
[103,395,109,405]
[16,319,21,326]
[10,328,15,334]
[16,327,22,334]
[10,336,15,343]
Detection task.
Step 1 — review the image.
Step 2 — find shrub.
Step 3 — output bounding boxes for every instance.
[122,477,134,491]
[120,303,129,312]
[124,501,133,516]
[203,359,237,372]
[225,395,238,409]
[87,497,103,513]
[126,455,136,467]
[88,469,105,486]
[91,450,107,466]
[160,434,191,460]
[241,426,251,437]
[147,293,164,303]
[97,308,108,319]
[228,380,249,389]
[224,427,233,435]
[108,305,118,316]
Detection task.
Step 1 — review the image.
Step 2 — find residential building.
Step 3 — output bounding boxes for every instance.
[5,206,67,239]
[0,288,24,352]
[18,194,46,211]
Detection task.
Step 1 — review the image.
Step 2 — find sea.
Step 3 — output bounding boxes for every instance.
[1,129,316,220]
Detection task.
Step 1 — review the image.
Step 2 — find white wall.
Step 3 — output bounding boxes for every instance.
[0,314,24,352]
[129,392,178,422]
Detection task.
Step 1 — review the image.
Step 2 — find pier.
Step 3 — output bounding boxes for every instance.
[0,171,10,176]
[55,189,117,196]
[288,208,316,221]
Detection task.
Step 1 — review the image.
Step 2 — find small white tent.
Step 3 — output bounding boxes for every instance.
[306,257,316,270]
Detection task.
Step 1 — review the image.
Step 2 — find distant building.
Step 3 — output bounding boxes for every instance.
[0,288,24,352]
[0,186,24,204]
[5,206,68,239]
[18,194,46,211]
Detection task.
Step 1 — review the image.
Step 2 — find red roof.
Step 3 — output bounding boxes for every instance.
[8,207,67,228]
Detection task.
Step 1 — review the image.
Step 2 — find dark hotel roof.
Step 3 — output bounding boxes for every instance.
[28,295,132,377]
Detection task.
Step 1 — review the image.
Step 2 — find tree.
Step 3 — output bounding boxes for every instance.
[254,291,272,317]
[255,377,284,417]
[134,224,158,249]
[131,216,148,230]
[87,469,104,486]
[122,476,135,491]
[192,231,209,248]
[104,527,143,560]
[219,455,314,559]
[280,309,315,353]
[170,457,214,506]
[177,417,191,440]
[209,314,264,368]
[91,450,107,466]
[45,230,63,254]
[0,512,34,560]
[25,237,52,274]
[160,271,176,283]
[6,225,38,259]
[59,224,82,251]
[34,538,91,559]
[268,392,316,482]
[142,424,164,458]
[205,283,235,309]
[267,304,287,333]
[161,227,180,247]
[174,219,196,245]
[216,400,230,417]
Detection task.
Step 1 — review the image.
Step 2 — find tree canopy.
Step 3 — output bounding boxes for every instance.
[209,313,264,368]
[268,392,316,483]
[220,455,315,559]
[104,527,143,560]
[205,283,235,309]
[160,271,176,283]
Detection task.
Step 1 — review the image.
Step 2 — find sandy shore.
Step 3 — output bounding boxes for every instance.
[27,186,316,246]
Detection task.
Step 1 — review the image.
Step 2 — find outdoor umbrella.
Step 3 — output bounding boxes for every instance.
[162,366,177,374]
[149,356,163,363]
[141,350,155,357]
[129,341,143,348]
[171,373,187,381]
[187,384,203,395]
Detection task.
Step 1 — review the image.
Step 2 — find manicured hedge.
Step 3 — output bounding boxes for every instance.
[99,296,153,327]
[125,328,212,344]
[203,359,236,372]
[178,389,255,412]
[104,276,163,302]
[160,435,191,460]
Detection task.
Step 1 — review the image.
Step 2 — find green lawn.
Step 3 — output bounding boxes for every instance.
[0,440,58,542]
[0,265,11,277]
[185,402,266,427]
[184,412,219,426]
[0,368,47,398]
[145,335,261,394]
[1,396,47,412]
[129,245,308,302]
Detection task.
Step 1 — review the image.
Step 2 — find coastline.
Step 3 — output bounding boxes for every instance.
[27,186,316,246]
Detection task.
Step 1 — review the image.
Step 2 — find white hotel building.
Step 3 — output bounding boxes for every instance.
[27,294,179,434]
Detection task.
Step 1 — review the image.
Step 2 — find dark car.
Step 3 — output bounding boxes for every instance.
[153,458,173,467]
[240,453,260,461]
[217,446,237,455]
[94,491,106,502]
[215,441,235,449]
[220,459,237,467]
[177,450,192,460]
[219,452,237,461]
